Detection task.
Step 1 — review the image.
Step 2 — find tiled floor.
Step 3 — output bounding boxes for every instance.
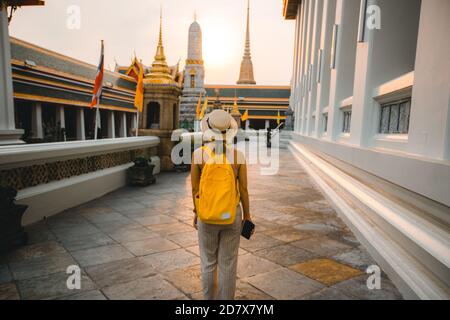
[0,148,403,300]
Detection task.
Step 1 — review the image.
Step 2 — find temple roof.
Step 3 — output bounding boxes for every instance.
[10,37,136,112]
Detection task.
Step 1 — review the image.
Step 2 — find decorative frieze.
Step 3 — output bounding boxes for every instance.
[0,147,156,191]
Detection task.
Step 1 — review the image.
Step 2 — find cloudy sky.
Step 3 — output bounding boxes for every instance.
[9,0,295,85]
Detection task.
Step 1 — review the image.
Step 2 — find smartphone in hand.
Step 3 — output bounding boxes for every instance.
[241,220,255,240]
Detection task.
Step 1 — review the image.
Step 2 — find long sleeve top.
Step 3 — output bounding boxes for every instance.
[190,143,250,220]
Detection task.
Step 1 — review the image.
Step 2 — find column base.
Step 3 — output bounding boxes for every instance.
[0,129,25,146]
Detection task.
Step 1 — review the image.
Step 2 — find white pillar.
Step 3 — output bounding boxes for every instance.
[245,120,250,130]
[56,105,65,128]
[407,0,450,160]
[0,7,23,145]
[326,0,360,141]
[31,102,43,139]
[265,120,270,130]
[76,108,85,140]
[108,111,115,138]
[119,112,127,137]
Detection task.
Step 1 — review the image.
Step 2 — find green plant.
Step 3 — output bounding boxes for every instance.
[133,156,151,168]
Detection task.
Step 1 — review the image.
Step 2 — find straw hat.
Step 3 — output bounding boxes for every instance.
[201,109,238,141]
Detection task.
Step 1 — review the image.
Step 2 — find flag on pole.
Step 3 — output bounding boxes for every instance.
[241,109,249,122]
[134,61,144,112]
[90,40,104,108]
[195,92,203,120]
[277,110,281,125]
[199,97,208,120]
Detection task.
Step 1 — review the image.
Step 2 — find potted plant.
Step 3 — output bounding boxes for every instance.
[0,186,28,252]
[127,156,156,186]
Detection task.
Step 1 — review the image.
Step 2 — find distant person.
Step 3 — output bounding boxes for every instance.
[267,127,272,148]
[191,110,253,300]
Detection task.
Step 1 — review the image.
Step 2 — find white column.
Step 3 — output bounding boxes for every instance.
[314,0,337,137]
[0,7,23,145]
[326,0,360,141]
[56,106,65,129]
[245,120,250,130]
[132,112,138,136]
[119,112,127,137]
[31,102,43,139]
[265,120,270,130]
[76,108,85,140]
[350,0,421,147]
[108,111,115,138]
[407,0,450,160]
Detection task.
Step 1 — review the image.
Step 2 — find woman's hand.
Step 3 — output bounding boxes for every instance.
[193,215,198,230]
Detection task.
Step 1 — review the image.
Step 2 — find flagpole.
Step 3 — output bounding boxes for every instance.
[136,110,139,137]
[94,108,98,140]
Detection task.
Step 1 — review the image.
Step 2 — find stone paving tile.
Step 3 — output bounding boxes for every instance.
[263,227,313,243]
[254,244,318,267]
[332,248,377,271]
[291,236,353,257]
[17,271,96,300]
[122,237,179,256]
[245,268,324,300]
[290,258,363,286]
[239,233,284,253]
[105,225,158,244]
[163,265,202,295]
[9,251,76,281]
[71,244,133,268]
[293,222,340,235]
[56,290,107,300]
[85,257,156,288]
[300,287,359,300]
[130,214,178,226]
[102,274,186,300]
[5,240,66,263]
[147,222,193,236]
[51,223,101,240]
[332,275,403,300]
[237,254,281,278]
[59,232,115,252]
[0,282,20,300]
[235,280,275,300]
[167,230,199,248]
[139,249,200,273]
[24,221,56,245]
[0,263,12,284]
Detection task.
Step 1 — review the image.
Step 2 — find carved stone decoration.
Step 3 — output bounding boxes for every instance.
[127,157,156,187]
[0,186,28,252]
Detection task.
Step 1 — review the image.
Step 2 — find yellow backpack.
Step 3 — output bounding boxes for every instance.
[196,146,240,225]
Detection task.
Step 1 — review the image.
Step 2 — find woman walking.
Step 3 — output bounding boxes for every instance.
[191,110,252,300]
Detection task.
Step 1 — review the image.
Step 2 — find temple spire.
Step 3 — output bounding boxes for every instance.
[237,0,256,85]
[146,7,174,84]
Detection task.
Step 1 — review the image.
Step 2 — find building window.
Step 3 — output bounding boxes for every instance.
[190,75,195,88]
[342,110,352,133]
[379,98,411,134]
[323,114,328,133]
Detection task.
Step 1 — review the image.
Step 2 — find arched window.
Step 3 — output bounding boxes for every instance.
[147,102,160,129]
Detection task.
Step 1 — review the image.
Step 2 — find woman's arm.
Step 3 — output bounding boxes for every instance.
[238,162,251,221]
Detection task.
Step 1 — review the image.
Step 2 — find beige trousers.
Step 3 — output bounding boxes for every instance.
[197,205,242,300]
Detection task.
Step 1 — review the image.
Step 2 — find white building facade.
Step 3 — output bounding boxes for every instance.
[283,0,450,299]
[179,18,205,130]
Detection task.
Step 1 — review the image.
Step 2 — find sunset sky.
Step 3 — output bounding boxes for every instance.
[9,0,295,85]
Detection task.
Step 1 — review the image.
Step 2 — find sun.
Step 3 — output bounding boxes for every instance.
[202,21,239,69]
